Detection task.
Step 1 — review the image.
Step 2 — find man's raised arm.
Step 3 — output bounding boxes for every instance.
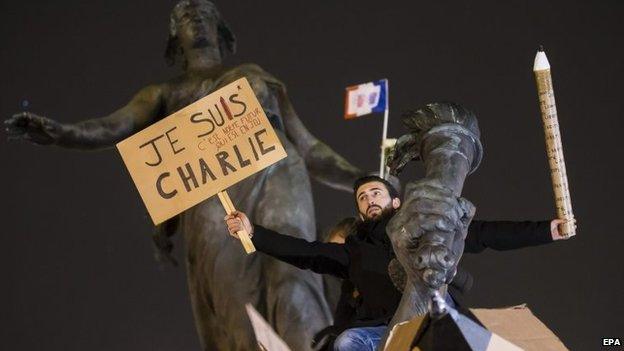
[465,218,572,253]
[5,84,164,150]
[225,211,350,278]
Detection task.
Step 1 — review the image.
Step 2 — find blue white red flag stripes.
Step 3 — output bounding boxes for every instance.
[344,79,388,119]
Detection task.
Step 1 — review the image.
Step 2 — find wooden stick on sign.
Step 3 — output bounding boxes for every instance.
[218,190,256,254]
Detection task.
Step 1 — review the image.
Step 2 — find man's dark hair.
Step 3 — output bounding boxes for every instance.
[353,175,400,200]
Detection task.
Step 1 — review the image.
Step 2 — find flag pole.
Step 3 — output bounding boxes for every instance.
[379,79,389,178]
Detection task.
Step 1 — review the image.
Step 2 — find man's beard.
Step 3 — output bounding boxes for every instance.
[361,204,396,224]
[355,205,397,246]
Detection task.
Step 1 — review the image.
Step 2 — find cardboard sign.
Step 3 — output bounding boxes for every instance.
[117,78,287,225]
[245,304,292,351]
[471,305,568,350]
[384,305,567,351]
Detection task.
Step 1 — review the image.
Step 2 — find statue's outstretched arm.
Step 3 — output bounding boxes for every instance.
[5,84,164,150]
[274,86,366,192]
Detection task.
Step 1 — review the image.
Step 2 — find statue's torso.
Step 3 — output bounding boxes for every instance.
[161,64,283,126]
[156,64,326,350]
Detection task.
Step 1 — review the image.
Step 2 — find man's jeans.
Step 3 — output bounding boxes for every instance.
[332,294,456,350]
[333,326,387,351]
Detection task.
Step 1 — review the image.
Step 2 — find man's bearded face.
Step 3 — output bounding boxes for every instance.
[356,181,400,220]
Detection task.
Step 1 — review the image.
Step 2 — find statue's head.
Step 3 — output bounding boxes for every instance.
[165,0,236,66]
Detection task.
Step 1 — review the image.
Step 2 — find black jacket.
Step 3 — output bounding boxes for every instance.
[252,218,552,331]
[465,220,552,253]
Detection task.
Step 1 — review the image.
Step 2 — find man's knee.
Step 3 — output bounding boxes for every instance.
[334,326,386,351]
[334,328,364,351]
[335,328,377,351]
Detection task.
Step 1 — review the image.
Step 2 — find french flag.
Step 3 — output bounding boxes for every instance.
[344,79,388,119]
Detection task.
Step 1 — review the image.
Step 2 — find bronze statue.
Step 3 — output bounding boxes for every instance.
[4,1,364,349]
[386,102,482,330]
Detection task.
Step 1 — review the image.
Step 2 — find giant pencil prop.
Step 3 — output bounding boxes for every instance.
[385,103,483,328]
[533,48,576,237]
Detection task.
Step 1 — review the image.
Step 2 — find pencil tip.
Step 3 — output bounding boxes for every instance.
[533,47,550,71]
[538,45,545,52]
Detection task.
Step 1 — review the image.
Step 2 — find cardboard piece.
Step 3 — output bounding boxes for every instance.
[384,305,567,351]
[384,315,427,351]
[117,77,287,225]
[245,304,292,351]
[386,311,521,351]
[471,305,568,351]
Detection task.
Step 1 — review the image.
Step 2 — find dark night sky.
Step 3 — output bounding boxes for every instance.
[1,1,622,350]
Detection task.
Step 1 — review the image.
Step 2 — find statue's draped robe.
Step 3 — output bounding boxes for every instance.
[162,64,332,350]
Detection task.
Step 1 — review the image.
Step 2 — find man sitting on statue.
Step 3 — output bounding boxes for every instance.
[224,174,568,351]
[313,201,569,349]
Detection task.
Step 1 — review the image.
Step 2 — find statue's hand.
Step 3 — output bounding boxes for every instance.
[387,133,419,176]
[387,180,475,288]
[388,180,472,241]
[5,112,65,145]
